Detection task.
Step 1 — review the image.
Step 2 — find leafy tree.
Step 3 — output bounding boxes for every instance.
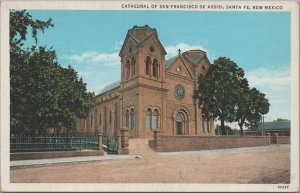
[235,88,270,135]
[10,9,53,50]
[197,57,248,135]
[55,65,95,131]
[214,125,240,136]
[10,10,94,135]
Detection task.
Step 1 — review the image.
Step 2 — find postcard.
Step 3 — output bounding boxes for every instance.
[1,0,299,192]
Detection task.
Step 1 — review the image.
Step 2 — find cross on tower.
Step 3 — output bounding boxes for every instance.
[178,49,181,55]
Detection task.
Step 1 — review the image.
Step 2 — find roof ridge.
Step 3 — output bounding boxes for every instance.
[98,80,121,95]
[165,55,179,68]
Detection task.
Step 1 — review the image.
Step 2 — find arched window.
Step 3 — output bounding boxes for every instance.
[153,58,159,78]
[146,56,151,75]
[125,109,130,128]
[146,108,151,129]
[153,109,159,129]
[126,59,130,79]
[131,57,136,77]
[130,109,135,129]
[176,113,183,122]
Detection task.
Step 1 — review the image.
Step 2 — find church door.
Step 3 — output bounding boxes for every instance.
[176,113,184,135]
[176,122,182,134]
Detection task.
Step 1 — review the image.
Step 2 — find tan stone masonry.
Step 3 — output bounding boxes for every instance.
[76,25,214,139]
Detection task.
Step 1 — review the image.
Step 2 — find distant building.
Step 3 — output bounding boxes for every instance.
[76,25,214,138]
[244,118,290,136]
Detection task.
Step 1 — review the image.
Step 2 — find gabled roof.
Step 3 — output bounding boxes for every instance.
[165,55,179,68]
[246,120,291,131]
[165,49,210,69]
[119,25,167,56]
[98,80,121,95]
[182,49,210,66]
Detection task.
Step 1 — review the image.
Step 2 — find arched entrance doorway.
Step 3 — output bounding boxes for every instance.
[173,108,190,135]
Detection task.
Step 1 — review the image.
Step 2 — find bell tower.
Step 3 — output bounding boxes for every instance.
[119,25,167,86]
[118,25,168,138]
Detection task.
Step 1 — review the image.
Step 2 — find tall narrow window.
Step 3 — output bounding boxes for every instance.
[146,56,151,75]
[206,119,210,133]
[90,115,93,127]
[202,116,206,133]
[153,109,159,129]
[109,110,112,124]
[99,113,101,126]
[94,111,97,128]
[131,57,135,77]
[125,110,129,128]
[146,108,151,129]
[153,59,159,78]
[130,109,135,129]
[126,59,130,79]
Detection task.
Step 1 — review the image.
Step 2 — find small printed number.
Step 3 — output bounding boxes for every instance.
[278,185,289,189]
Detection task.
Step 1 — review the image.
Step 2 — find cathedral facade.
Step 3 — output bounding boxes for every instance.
[76,25,214,138]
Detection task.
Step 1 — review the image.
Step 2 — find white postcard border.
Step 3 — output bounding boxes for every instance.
[1,1,299,192]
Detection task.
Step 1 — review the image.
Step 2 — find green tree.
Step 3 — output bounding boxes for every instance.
[10,10,53,49]
[10,10,94,135]
[197,57,248,135]
[214,125,240,136]
[235,88,270,136]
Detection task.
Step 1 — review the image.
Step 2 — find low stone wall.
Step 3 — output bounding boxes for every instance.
[11,134,106,160]
[10,150,103,161]
[150,131,270,152]
[277,136,290,144]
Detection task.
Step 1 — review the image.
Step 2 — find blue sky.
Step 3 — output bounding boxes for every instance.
[27,10,291,122]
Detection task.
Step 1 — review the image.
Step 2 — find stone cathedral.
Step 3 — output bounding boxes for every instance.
[76,25,214,138]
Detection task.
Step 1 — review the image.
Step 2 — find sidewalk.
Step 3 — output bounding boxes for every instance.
[11,144,289,169]
[11,153,141,169]
[158,144,290,156]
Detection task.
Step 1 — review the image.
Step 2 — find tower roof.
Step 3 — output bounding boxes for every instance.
[119,25,167,56]
[127,25,157,42]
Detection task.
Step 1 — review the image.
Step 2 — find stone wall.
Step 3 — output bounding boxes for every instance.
[11,134,105,160]
[276,136,290,144]
[11,150,102,161]
[149,131,271,152]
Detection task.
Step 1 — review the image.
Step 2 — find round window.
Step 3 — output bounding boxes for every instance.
[149,46,155,53]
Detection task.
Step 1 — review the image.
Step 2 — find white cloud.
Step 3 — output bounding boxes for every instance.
[165,43,207,59]
[68,42,209,65]
[67,51,120,66]
[245,66,291,121]
[245,67,290,87]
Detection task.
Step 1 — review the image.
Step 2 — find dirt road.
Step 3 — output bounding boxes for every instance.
[10,139,290,183]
